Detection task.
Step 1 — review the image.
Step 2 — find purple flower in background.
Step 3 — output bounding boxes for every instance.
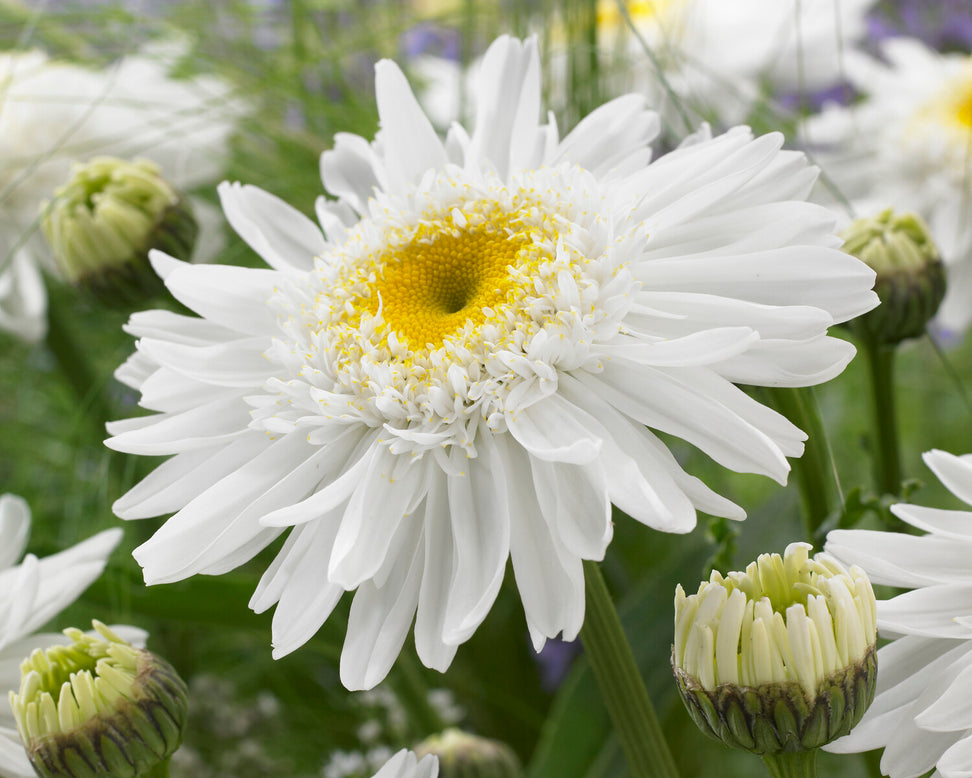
[535,638,583,692]
[868,0,972,51]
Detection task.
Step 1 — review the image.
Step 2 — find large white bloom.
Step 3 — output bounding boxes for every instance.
[592,0,876,129]
[803,38,972,334]
[0,495,123,778]
[0,46,244,341]
[107,36,876,690]
[825,450,972,778]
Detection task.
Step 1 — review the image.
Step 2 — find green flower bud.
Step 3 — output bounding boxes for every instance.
[414,729,524,778]
[41,157,198,308]
[9,621,188,778]
[841,208,946,344]
[672,543,877,755]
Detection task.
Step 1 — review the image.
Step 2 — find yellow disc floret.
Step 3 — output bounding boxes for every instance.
[257,164,634,454]
[369,211,531,351]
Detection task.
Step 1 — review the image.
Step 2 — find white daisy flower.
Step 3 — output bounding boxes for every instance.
[0,45,245,341]
[825,450,972,778]
[0,495,124,778]
[372,749,438,778]
[107,35,876,691]
[803,37,972,334]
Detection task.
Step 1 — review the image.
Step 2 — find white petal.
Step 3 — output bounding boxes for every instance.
[499,436,585,649]
[320,132,382,215]
[879,585,972,638]
[156,257,282,336]
[132,434,324,583]
[595,327,759,367]
[7,529,121,642]
[712,335,857,387]
[555,94,658,177]
[826,530,972,587]
[269,518,345,658]
[374,60,447,193]
[468,36,542,177]
[915,661,972,732]
[113,434,266,519]
[634,245,877,324]
[340,517,424,690]
[218,181,325,272]
[0,724,33,777]
[328,447,429,588]
[937,734,972,778]
[506,392,602,465]
[530,458,612,560]
[891,504,972,539]
[442,433,510,644]
[577,364,796,482]
[414,477,459,671]
[923,450,972,507]
[105,396,252,455]
[136,336,273,388]
[0,495,30,570]
[559,373,707,530]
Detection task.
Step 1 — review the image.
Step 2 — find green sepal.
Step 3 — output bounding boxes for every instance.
[672,644,877,755]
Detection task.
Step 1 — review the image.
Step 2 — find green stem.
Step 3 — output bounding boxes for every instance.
[44,281,114,434]
[767,388,838,542]
[580,560,680,778]
[862,338,902,496]
[390,650,446,738]
[760,750,818,778]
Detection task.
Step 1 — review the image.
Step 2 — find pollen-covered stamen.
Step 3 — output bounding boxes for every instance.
[256,164,637,452]
[368,212,530,350]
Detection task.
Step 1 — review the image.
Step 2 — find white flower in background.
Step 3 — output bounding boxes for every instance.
[804,38,972,335]
[107,35,876,690]
[0,494,123,778]
[0,45,245,341]
[605,0,875,130]
[372,750,438,778]
[826,450,972,778]
[415,0,875,133]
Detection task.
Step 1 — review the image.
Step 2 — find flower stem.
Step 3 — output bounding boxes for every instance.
[44,281,113,434]
[767,388,838,542]
[760,750,818,778]
[861,337,902,496]
[580,560,680,778]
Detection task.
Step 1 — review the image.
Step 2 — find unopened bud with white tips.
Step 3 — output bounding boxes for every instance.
[9,621,188,778]
[672,543,877,755]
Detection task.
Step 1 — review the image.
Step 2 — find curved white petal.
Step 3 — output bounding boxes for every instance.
[218,182,325,272]
[340,516,424,690]
[374,61,448,194]
[0,496,30,572]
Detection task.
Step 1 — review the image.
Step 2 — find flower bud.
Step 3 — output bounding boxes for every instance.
[414,729,523,778]
[841,208,945,344]
[41,157,198,308]
[9,621,188,778]
[672,543,877,755]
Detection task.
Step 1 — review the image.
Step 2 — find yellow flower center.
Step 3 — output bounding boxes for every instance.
[957,89,972,128]
[597,0,680,29]
[911,62,972,142]
[369,214,530,350]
